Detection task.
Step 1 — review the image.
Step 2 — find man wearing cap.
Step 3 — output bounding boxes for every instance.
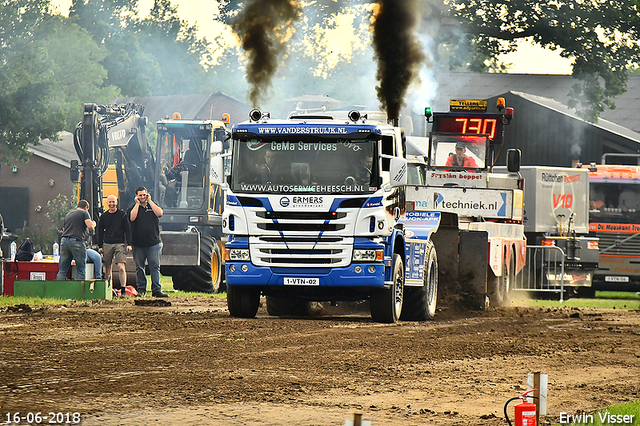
[445,143,478,167]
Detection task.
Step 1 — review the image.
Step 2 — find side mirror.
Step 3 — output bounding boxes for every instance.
[507,148,521,173]
[211,140,224,155]
[381,135,394,171]
[210,155,225,185]
[70,160,80,183]
[389,157,407,187]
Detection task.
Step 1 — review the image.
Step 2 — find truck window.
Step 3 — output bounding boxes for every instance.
[230,139,379,194]
[430,134,487,169]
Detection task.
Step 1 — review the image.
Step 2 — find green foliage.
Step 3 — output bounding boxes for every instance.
[14,224,57,254]
[11,194,74,254]
[0,296,72,308]
[0,0,66,163]
[525,291,640,310]
[135,0,214,95]
[445,0,640,122]
[557,400,640,426]
[69,0,158,97]
[45,193,75,231]
[69,0,215,97]
[3,0,639,148]
[34,15,120,131]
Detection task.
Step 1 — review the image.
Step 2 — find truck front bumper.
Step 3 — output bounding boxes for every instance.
[225,263,385,288]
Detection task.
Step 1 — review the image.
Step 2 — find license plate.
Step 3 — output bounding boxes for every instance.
[605,276,629,282]
[284,277,319,286]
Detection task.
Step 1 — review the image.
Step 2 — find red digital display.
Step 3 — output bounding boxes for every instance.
[433,113,504,144]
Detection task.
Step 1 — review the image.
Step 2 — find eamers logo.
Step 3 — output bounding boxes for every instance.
[279,196,324,208]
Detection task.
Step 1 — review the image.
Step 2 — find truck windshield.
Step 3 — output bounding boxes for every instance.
[156,128,210,209]
[430,134,487,169]
[230,139,378,194]
[589,181,640,224]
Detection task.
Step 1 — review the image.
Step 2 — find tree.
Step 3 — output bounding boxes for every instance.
[34,15,120,131]
[0,0,66,163]
[69,0,159,96]
[219,0,640,123]
[70,0,217,97]
[443,0,640,122]
[134,0,213,95]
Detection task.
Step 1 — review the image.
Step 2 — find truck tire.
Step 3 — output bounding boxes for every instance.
[370,253,404,323]
[112,271,138,289]
[227,285,260,318]
[266,296,309,316]
[171,268,190,291]
[401,242,438,321]
[576,287,596,298]
[171,236,222,293]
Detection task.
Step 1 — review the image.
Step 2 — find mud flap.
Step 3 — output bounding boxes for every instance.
[459,230,488,310]
[160,231,200,266]
[430,213,459,306]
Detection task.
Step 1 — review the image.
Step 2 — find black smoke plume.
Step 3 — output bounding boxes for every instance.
[372,0,425,121]
[231,0,302,108]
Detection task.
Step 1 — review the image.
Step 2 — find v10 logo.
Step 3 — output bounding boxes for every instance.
[553,193,573,208]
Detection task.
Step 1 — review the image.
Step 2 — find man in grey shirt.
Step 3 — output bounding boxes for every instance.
[56,200,96,280]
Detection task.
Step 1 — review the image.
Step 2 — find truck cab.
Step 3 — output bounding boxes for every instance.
[404,99,527,308]
[217,109,420,322]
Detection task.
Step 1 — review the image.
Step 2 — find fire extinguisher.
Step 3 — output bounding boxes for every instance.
[504,389,537,426]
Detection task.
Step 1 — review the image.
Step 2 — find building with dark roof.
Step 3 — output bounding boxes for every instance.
[432,72,640,133]
[408,73,640,167]
[110,91,251,127]
[0,132,76,233]
[486,91,640,167]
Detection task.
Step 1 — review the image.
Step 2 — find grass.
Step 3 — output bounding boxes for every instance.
[557,400,640,425]
[522,291,640,310]
[0,274,225,307]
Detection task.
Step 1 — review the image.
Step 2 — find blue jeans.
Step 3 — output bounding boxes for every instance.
[86,248,102,280]
[133,242,163,294]
[57,237,86,280]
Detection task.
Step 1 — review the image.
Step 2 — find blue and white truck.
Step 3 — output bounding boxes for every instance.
[211,101,525,322]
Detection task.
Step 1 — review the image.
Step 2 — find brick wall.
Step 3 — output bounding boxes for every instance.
[0,154,74,232]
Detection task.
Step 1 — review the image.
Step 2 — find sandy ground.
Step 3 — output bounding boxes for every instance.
[0,296,639,426]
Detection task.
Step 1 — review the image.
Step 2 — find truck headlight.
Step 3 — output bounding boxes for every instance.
[352,249,383,262]
[226,248,250,261]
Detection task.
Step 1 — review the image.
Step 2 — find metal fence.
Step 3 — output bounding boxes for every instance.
[513,245,566,302]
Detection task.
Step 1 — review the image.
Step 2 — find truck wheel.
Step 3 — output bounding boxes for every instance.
[227,285,260,318]
[171,268,190,291]
[112,271,138,289]
[370,253,404,323]
[576,287,596,298]
[172,236,222,293]
[266,296,309,316]
[189,236,222,293]
[401,242,438,321]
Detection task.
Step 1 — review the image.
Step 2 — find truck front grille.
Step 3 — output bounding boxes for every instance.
[258,223,345,232]
[596,232,640,256]
[250,236,352,267]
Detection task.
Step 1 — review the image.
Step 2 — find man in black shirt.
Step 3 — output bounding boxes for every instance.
[57,200,96,280]
[98,195,132,291]
[128,186,166,297]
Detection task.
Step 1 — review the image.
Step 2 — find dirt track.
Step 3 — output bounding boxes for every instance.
[1,296,639,425]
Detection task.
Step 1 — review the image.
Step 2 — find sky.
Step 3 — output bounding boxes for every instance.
[50,0,573,75]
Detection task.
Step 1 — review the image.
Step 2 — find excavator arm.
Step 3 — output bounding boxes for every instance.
[71,103,154,226]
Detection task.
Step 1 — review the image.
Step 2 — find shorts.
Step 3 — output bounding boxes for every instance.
[103,243,127,265]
